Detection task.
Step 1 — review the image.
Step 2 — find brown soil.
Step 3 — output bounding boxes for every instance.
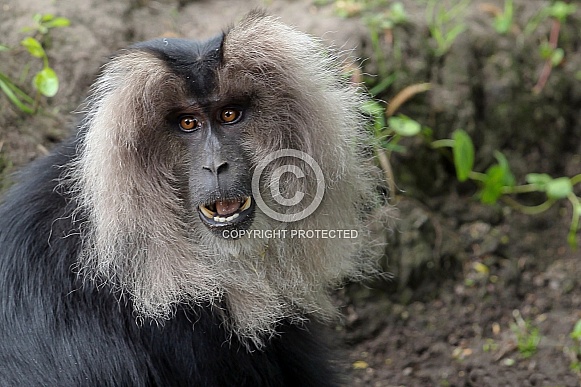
[1,0,580,386]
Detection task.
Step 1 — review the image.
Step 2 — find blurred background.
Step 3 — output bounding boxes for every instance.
[1,0,580,385]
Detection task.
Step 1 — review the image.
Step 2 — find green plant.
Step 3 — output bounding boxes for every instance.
[432,130,581,248]
[364,1,408,76]
[0,43,36,113]
[510,310,541,359]
[492,0,513,35]
[333,0,365,18]
[367,90,581,248]
[568,319,581,373]
[20,37,59,98]
[0,13,69,113]
[365,1,407,30]
[426,0,471,57]
[21,13,70,36]
[524,1,577,36]
[482,338,499,353]
[527,1,577,93]
[332,1,408,79]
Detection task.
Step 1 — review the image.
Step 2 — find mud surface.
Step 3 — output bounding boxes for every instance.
[1,0,580,385]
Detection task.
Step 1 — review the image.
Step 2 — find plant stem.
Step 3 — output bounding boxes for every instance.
[533,18,561,94]
[375,146,396,203]
[571,174,581,186]
[568,193,580,249]
[501,184,541,195]
[501,196,556,215]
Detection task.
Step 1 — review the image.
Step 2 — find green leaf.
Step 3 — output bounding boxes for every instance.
[39,13,55,22]
[388,115,421,136]
[0,72,35,103]
[361,100,386,134]
[444,23,466,46]
[20,37,45,58]
[493,0,513,35]
[526,173,552,188]
[493,16,512,34]
[480,166,506,204]
[479,152,514,204]
[0,44,10,51]
[44,17,70,29]
[0,78,35,113]
[361,100,384,117]
[539,42,553,60]
[493,151,514,182]
[368,73,397,96]
[545,177,573,200]
[33,67,59,97]
[571,319,581,340]
[452,129,474,182]
[551,48,565,66]
[390,2,408,24]
[549,1,577,22]
[382,142,406,153]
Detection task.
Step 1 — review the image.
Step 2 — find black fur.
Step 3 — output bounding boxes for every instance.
[133,35,224,98]
[0,141,341,386]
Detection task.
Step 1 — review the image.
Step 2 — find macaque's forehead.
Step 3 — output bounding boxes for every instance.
[131,35,224,100]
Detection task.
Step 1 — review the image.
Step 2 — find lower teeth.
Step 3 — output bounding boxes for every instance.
[213,213,240,223]
[200,197,251,223]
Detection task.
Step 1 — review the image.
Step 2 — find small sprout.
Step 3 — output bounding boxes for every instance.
[569,319,581,372]
[426,0,470,56]
[361,100,385,117]
[33,67,59,97]
[388,115,422,137]
[550,48,565,67]
[545,177,573,200]
[510,310,541,359]
[334,0,363,18]
[547,1,577,23]
[361,100,386,136]
[479,151,515,204]
[20,37,46,58]
[38,14,71,29]
[452,129,474,182]
[526,174,574,200]
[22,13,71,35]
[483,338,499,352]
[492,0,513,35]
[571,319,581,340]
[0,74,35,113]
[389,2,408,26]
[526,173,553,188]
[1,13,69,112]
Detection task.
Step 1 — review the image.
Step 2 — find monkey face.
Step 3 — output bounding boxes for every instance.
[128,31,319,239]
[127,36,260,236]
[173,105,256,235]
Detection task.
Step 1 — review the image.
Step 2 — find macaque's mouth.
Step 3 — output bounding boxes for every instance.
[198,196,255,230]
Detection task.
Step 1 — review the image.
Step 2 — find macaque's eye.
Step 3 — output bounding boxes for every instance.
[219,108,242,124]
[179,115,201,132]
